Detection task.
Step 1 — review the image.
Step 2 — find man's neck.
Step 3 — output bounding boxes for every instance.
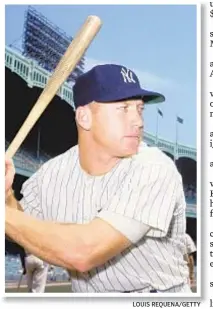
[78,139,120,176]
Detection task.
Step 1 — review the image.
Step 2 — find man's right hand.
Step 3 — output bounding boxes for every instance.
[5,157,15,199]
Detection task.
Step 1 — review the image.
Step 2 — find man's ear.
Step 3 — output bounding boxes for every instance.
[75,106,92,130]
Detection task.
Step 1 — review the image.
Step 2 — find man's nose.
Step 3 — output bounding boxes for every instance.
[132,111,143,128]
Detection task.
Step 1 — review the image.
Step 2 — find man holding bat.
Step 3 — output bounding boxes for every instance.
[5,64,191,293]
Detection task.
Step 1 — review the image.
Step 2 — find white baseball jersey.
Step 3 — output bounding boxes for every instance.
[20,142,189,293]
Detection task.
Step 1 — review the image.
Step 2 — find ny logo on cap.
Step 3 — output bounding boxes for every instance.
[121,67,136,83]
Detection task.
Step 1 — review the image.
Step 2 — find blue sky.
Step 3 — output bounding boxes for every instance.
[5,4,197,147]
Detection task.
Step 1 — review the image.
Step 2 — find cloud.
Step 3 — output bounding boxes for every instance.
[84,57,177,92]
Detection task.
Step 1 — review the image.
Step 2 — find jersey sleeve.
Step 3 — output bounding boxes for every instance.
[19,166,44,220]
[96,163,181,243]
[185,234,196,254]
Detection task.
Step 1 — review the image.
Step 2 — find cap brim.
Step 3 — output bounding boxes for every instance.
[140,88,165,104]
[95,87,165,105]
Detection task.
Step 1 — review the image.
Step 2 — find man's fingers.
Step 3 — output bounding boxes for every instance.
[5,157,14,169]
[5,157,15,192]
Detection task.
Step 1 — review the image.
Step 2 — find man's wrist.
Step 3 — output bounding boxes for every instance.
[5,188,14,203]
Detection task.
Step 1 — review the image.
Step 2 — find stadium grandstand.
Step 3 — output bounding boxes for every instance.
[5,6,197,289]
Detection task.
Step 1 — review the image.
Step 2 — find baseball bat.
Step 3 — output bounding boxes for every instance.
[6,15,102,158]
[17,271,24,292]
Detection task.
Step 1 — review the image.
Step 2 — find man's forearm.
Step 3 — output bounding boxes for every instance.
[188,255,195,280]
[5,207,90,271]
[5,191,23,243]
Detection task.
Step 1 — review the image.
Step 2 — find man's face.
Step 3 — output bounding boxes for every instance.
[89,98,144,157]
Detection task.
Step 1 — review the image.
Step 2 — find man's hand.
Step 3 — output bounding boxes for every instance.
[5,157,15,198]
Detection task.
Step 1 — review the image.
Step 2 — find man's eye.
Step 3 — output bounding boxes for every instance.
[138,106,144,113]
[120,106,128,111]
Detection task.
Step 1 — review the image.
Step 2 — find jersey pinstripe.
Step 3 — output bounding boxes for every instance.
[20,142,189,292]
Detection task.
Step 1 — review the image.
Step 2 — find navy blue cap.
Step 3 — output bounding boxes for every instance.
[73,64,165,108]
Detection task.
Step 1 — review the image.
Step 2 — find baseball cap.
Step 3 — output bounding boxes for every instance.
[73,64,165,108]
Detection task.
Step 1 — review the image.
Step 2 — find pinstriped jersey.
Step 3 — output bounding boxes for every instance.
[20,142,189,292]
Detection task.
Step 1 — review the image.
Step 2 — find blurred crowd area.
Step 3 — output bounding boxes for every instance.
[5,255,69,284]
[184,184,197,204]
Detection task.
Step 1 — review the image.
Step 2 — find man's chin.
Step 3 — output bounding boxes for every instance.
[119,145,140,158]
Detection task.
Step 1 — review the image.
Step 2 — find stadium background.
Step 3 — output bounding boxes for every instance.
[5,6,197,290]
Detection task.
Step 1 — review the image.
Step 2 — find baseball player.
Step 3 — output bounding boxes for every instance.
[25,253,49,293]
[5,64,191,293]
[184,233,197,287]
